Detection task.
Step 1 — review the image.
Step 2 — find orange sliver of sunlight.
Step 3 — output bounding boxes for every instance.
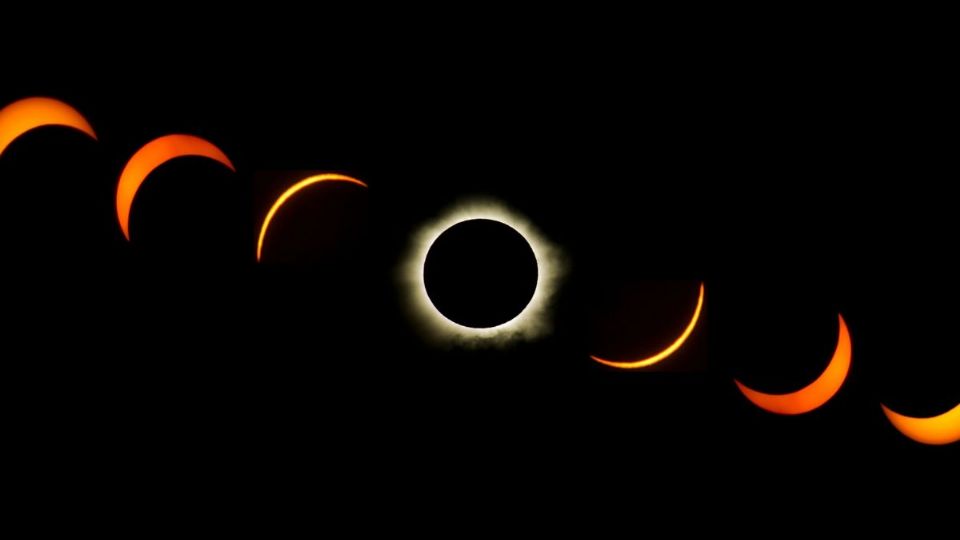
[0,97,97,156]
[116,134,235,241]
[735,314,852,415]
[256,173,367,262]
[881,403,960,445]
[591,283,705,369]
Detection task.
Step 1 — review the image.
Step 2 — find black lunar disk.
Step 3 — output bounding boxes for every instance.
[424,219,538,328]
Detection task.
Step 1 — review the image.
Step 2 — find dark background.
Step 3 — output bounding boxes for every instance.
[2,28,957,513]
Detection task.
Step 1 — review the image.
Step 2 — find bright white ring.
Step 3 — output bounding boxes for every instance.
[400,198,564,345]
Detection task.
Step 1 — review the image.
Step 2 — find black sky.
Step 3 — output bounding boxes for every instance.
[3,36,957,497]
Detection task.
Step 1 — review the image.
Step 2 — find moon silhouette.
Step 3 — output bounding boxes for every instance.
[401,199,564,344]
[0,97,97,156]
[116,134,235,241]
[423,219,539,329]
[881,403,960,445]
[256,173,368,262]
[735,314,852,415]
[591,283,705,369]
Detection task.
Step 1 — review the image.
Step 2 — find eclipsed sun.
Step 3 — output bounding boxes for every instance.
[401,199,564,346]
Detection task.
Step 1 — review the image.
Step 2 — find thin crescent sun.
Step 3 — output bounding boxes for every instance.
[881,403,960,446]
[116,134,235,241]
[0,97,97,156]
[256,173,368,262]
[735,314,852,415]
[591,283,705,369]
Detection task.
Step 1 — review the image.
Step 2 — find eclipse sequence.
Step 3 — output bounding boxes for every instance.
[1,96,956,447]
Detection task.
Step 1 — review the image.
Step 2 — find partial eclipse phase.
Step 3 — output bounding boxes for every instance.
[0,97,97,157]
[116,134,235,241]
[735,314,852,415]
[591,283,704,369]
[881,403,960,445]
[256,173,368,262]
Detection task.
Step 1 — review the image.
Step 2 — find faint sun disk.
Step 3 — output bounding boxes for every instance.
[591,283,705,369]
[735,314,852,415]
[256,173,368,262]
[116,134,235,241]
[0,97,97,156]
[881,403,960,445]
[402,199,563,344]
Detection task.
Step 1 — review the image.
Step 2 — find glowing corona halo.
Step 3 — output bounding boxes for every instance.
[401,199,564,345]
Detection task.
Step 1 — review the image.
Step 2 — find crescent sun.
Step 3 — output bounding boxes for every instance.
[256,173,368,262]
[116,134,235,241]
[735,314,852,415]
[881,403,960,445]
[591,283,705,369]
[0,97,97,156]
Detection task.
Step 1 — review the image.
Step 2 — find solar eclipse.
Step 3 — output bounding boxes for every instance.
[401,199,563,346]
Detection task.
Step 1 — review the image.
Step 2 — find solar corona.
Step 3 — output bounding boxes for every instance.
[2,95,954,447]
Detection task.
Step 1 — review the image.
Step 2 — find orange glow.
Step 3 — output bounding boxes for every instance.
[116,134,235,241]
[881,403,960,446]
[0,97,97,156]
[591,283,705,369]
[735,314,852,415]
[256,173,368,262]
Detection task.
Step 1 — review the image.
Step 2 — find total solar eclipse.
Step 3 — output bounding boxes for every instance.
[424,219,538,328]
[401,199,564,345]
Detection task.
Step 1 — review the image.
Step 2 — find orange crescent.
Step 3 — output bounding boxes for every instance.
[735,314,852,415]
[116,134,235,241]
[881,403,960,445]
[591,283,705,369]
[0,97,97,156]
[256,173,368,262]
